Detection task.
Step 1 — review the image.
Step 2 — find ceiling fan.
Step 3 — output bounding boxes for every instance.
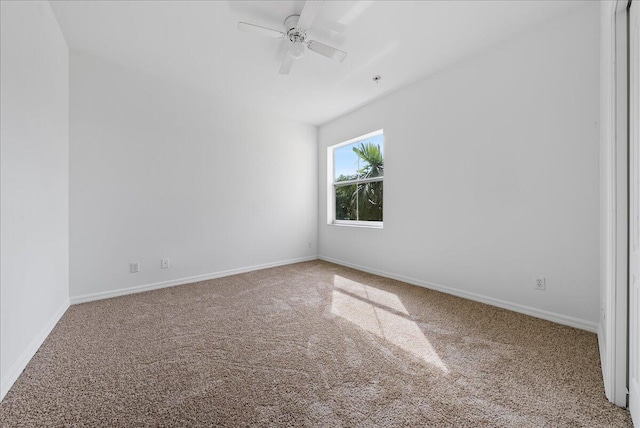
[237,0,347,75]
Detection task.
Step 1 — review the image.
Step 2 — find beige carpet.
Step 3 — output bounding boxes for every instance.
[0,260,632,427]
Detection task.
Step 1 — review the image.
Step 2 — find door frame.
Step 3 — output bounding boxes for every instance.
[599,0,629,408]
[628,0,639,422]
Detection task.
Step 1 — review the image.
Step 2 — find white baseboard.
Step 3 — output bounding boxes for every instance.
[70,256,319,305]
[1,299,70,402]
[319,255,598,333]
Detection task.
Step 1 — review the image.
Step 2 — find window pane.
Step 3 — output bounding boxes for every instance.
[335,181,383,222]
[334,134,384,183]
[334,142,360,182]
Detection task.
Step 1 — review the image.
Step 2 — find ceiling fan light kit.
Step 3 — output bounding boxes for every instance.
[237,0,347,75]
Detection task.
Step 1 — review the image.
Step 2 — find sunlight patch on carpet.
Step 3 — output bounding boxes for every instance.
[330,275,449,373]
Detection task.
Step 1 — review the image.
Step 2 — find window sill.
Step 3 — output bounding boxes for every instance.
[330,221,383,229]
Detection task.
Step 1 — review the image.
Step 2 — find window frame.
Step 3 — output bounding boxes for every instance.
[327,129,384,228]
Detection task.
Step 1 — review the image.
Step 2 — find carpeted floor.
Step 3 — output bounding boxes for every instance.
[0,260,632,427]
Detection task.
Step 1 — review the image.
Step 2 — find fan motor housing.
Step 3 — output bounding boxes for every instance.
[284,15,305,43]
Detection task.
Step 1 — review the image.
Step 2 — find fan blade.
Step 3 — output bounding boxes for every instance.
[297,0,323,32]
[279,50,294,74]
[307,40,347,63]
[237,22,285,39]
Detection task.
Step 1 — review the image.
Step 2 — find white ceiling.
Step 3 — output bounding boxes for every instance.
[50,0,589,125]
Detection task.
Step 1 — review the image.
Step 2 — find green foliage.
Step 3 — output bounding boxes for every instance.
[353,142,383,179]
[335,183,357,220]
[335,142,383,221]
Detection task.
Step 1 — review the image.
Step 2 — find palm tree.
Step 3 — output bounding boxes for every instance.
[350,142,384,221]
[353,143,383,179]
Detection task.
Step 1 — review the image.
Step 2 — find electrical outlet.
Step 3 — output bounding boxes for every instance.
[161,258,170,269]
[535,277,546,290]
[308,242,312,249]
[130,262,140,273]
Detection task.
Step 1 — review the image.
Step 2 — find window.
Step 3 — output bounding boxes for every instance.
[328,129,384,227]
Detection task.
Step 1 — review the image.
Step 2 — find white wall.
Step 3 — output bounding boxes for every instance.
[69,52,317,300]
[0,1,70,400]
[318,4,600,330]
